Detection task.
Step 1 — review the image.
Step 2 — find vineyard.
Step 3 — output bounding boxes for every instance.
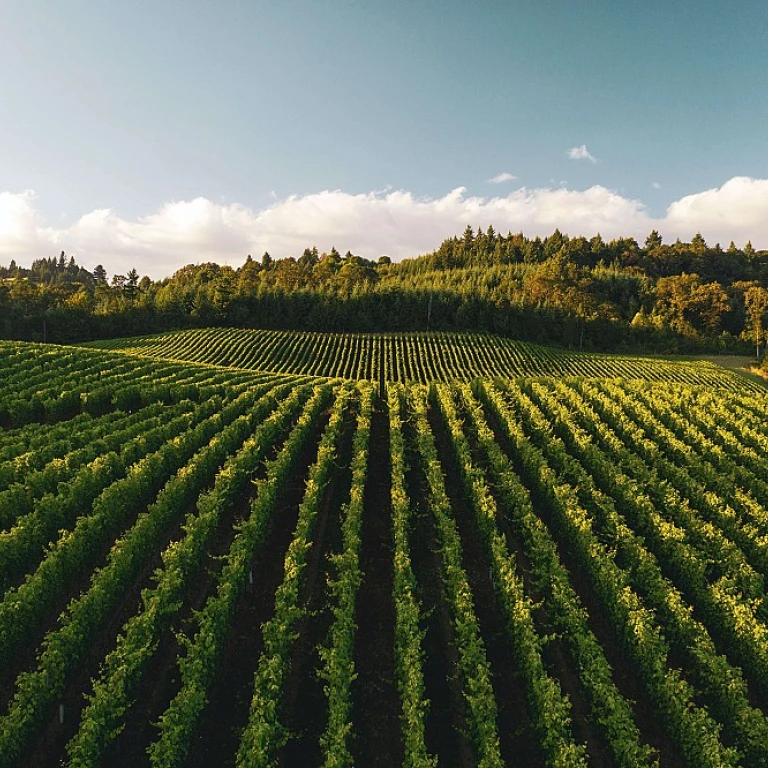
[81,327,746,387]
[2,336,768,766]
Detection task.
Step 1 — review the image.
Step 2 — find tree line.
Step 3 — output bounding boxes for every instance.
[2,228,768,356]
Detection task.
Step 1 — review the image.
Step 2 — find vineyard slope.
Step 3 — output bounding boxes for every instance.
[81,327,751,388]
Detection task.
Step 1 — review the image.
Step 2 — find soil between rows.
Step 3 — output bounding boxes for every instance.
[184,406,338,768]
[19,391,280,767]
[535,382,768,749]
[427,397,548,768]
[278,406,356,766]
[480,384,684,768]
[350,402,402,767]
[101,400,329,767]
[0,410,198,704]
[402,416,473,767]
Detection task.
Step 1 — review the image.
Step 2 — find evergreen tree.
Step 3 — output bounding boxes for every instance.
[644,230,663,250]
[125,269,140,302]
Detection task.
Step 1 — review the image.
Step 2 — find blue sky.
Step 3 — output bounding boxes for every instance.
[1,1,767,277]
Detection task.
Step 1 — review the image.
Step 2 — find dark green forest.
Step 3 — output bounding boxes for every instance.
[2,226,768,355]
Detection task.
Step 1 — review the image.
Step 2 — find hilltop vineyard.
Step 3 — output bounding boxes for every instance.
[83,327,745,388]
[1,336,768,767]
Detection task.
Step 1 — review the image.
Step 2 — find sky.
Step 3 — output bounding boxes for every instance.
[1,0,767,278]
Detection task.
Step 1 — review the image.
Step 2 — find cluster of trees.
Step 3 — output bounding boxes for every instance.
[2,229,768,355]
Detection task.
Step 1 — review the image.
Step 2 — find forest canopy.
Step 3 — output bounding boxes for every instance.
[2,227,768,355]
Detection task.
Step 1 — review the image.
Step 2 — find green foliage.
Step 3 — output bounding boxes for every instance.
[409,385,504,767]
[3,339,768,767]
[64,381,312,767]
[317,383,374,767]
[234,385,353,768]
[433,383,591,767]
[2,229,767,351]
[388,384,437,767]
[481,381,743,767]
[86,327,749,388]
[143,383,337,767]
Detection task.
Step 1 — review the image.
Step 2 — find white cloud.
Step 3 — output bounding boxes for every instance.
[488,172,516,184]
[1,177,767,278]
[665,177,768,240]
[0,190,57,256]
[652,181,662,189]
[567,144,597,163]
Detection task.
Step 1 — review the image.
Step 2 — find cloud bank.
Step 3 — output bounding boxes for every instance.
[1,177,767,279]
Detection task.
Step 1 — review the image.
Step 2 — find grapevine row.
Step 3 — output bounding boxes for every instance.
[408,385,503,767]
[526,379,768,765]
[146,384,336,766]
[456,382,658,767]
[63,381,315,767]
[479,381,739,767]
[387,383,436,767]
[82,328,749,387]
[234,385,354,767]
[317,382,374,766]
[432,383,590,767]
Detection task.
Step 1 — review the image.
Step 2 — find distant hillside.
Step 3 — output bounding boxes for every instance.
[83,327,750,388]
[4,227,768,354]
